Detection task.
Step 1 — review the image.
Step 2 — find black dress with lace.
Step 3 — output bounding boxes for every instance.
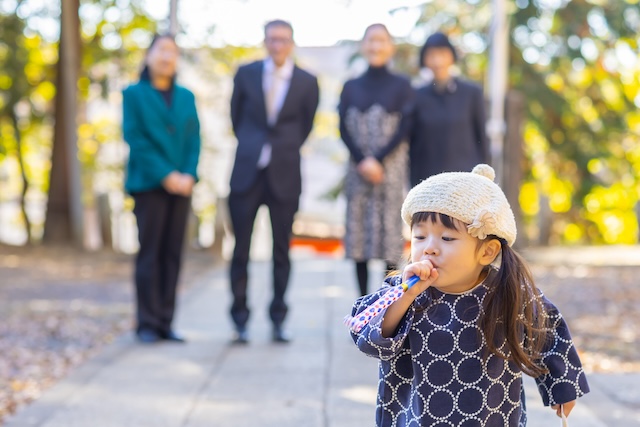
[338,66,414,262]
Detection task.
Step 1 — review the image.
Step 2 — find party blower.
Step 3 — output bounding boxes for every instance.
[344,275,420,333]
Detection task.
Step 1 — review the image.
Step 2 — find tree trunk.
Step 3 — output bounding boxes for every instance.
[43,0,83,246]
[9,112,32,244]
[169,0,179,35]
[504,91,525,248]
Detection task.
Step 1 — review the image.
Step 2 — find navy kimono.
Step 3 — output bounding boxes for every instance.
[350,275,590,426]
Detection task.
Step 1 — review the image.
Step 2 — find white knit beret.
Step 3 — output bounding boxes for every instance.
[401,164,517,246]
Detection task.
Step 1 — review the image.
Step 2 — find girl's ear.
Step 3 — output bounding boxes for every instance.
[479,239,502,266]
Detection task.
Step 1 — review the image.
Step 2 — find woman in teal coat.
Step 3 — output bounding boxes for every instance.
[122,33,201,343]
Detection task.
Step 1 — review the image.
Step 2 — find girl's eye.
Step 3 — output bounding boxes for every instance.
[442,236,455,242]
[413,235,425,240]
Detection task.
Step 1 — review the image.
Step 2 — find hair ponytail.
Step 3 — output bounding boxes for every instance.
[481,240,549,377]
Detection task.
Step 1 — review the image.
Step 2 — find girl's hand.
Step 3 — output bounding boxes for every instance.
[381,260,438,337]
[402,260,438,298]
[551,400,575,418]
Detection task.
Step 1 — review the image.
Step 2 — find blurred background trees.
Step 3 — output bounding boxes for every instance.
[0,0,638,248]
[403,0,640,245]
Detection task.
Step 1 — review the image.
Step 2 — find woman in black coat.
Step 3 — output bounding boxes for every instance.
[409,32,489,187]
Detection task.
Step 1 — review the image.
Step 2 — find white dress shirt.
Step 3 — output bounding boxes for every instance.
[257,57,294,169]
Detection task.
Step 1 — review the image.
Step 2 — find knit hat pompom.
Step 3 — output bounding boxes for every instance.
[472,164,495,181]
[401,164,517,246]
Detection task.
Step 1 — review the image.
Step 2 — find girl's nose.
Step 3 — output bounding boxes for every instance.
[423,240,438,255]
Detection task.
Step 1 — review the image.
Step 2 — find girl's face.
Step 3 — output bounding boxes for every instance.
[361,26,395,67]
[410,215,495,294]
[423,46,454,81]
[146,37,179,79]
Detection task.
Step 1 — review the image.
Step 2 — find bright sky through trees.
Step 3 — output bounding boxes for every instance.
[7,0,425,47]
[142,0,425,47]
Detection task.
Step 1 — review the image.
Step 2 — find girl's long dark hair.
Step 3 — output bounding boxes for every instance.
[482,240,549,376]
[412,212,549,376]
[139,33,178,83]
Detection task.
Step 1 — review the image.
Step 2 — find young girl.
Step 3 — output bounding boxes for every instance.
[348,164,589,426]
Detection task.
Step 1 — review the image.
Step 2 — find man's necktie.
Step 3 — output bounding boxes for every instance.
[265,70,282,125]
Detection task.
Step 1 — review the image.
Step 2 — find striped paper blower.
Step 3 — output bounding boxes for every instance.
[344,276,420,333]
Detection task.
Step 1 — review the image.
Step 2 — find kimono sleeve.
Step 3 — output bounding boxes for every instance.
[349,276,415,361]
[533,295,590,406]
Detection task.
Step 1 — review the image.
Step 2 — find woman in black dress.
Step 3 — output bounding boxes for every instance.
[409,32,489,187]
[339,23,414,296]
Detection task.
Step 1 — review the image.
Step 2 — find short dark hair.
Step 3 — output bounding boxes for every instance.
[419,31,458,68]
[264,19,294,38]
[363,23,391,39]
[139,33,178,82]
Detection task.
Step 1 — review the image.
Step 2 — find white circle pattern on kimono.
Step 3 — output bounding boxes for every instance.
[453,294,482,324]
[457,385,485,416]
[426,389,455,419]
[486,382,507,410]
[411,328,428,358]
[456,357,484,385]
[506,376,521,406]
[391,351,414,382]
[425,302,453,327]
[456,325,484,356]
[485,353,506,379]
[425,359,456,388]
[425,329,456,358]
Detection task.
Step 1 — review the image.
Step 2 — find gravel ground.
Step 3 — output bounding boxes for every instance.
[0,245,214,424]
[0,245,638,424]
[531,263,640,373]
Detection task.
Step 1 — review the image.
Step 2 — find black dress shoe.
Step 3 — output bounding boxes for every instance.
[160,330,186,343]
[231,327,249,345]
[272,326,291,343]
[136,328,161,344]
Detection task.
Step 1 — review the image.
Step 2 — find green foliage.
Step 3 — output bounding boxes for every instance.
[0,4,56,153]
[0,0,158,243]
[410,0,640,244]
[512,0,640,244]
[0,2,57,243]
[3,0,638,246]
[74,0,158,205]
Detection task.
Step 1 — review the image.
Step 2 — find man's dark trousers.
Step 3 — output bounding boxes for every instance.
[228,168,298,329]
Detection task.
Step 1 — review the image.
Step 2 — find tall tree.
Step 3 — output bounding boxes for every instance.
[1,0,164,247]
[43,0,83,245]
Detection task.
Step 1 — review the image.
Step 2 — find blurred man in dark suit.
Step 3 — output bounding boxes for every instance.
[228,19,319,344]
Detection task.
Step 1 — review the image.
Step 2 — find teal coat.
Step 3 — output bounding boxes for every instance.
[122,80,201,193]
